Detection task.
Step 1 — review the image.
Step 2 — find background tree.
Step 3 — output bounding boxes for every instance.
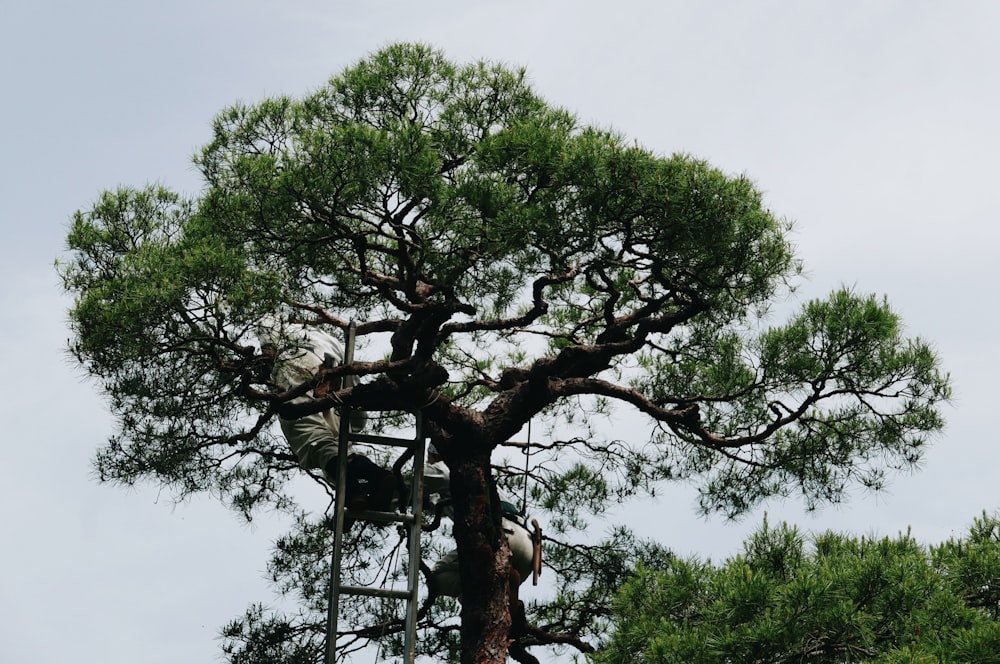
[60,43,950,663]
[597,512,1000,663]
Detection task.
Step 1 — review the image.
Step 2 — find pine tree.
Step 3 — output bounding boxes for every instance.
[60,43,950,663]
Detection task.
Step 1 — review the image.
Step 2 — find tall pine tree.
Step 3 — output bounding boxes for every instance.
[61,43,950,662]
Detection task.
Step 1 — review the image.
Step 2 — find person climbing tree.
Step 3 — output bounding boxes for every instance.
[257,315,396,512]
[422,443,535,600]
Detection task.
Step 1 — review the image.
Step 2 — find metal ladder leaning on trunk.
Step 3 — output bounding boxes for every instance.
[325,322,427,664]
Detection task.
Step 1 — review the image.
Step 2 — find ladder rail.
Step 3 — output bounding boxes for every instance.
[325,322,356,664]
[402,418,426,661]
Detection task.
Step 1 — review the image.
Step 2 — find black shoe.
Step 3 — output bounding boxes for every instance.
[325,457,369,505]
[328,456,397,514]
[345,470,396,513]
[364,471,397,513]
[349,456,397,510]
[344,474,371,510]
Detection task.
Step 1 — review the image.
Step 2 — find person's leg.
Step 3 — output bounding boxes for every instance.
[279,414,394,511]
[279,412,342,471]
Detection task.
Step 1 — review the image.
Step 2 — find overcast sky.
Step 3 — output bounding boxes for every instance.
[3,2,999,662]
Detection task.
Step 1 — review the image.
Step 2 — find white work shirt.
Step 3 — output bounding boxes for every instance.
[257,317,365,471]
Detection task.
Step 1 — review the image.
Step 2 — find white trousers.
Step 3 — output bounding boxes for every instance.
[279,408,345,474]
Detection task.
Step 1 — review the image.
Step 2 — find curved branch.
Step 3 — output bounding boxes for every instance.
[438,267,579,339]
[552,375,830,452]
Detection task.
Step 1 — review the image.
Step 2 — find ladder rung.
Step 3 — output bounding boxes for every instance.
[346,432,420,448]
[338,584,414,600]
[345,508,416,525]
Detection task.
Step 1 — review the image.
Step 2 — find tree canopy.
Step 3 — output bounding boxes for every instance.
[60,43,951,663]
[598,513,1000,663]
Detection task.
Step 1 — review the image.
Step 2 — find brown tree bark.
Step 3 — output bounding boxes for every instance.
[450,452,514,664]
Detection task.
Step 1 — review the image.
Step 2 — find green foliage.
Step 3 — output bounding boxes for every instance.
[598,514,1000,664]
[59,42,952,661]
[634,288,951,518]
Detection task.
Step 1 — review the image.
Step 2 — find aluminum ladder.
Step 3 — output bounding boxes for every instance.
[325,322,426,664]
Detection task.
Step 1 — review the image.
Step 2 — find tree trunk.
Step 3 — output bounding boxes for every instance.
[451,452,513,664]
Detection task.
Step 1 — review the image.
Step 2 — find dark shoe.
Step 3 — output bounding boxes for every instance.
[364,471,397,513]
[326,456,375,506]
[346,456,397,511]
[344,474,373,511]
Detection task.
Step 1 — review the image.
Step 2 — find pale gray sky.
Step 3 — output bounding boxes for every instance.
[3,2,999,662]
